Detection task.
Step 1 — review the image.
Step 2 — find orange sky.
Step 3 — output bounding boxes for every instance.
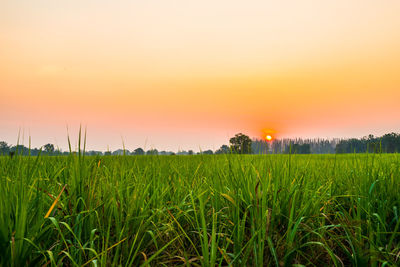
[1,0,400,151]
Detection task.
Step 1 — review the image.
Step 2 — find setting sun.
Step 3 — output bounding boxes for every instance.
[266,135,273,141]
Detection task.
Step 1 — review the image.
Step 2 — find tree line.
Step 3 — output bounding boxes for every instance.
[252,132,400,154]
[1,132,399,156]
[335,133,400,153]
[251,137,339,154]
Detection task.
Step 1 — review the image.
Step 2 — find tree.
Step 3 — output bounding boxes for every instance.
[215,145,230,154]
[112,149,127,155]
[43,143,55,153]
[202,149,213,155]
[188,150,194,155]
[381,132,400,153]
[229,133,252,154]
[0,141,10,155]
[133,148,145,155]
[86,150,103,156]
[146,149,158,155]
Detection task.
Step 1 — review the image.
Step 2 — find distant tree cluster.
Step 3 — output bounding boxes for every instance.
[215,145,230,154]
[335,133,400,153]
[252,132,400,154]
[0,142,63,156]
[252,138,338,154]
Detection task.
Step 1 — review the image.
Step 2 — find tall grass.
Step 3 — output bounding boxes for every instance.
[0,150,399,265]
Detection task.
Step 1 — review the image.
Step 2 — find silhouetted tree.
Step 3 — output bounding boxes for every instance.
[215,145,230,154]
[381,132,400,153]
[133,148,145,155]
[86,150,103,156]
[43,143,55,154]
[0,141,10,155]
[11,145,30,155]
[202,150,213,155]
[146,149,158,155]
[229,133,252,154]
[112,149,127,155]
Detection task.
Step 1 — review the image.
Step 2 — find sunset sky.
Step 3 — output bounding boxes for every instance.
[1,0,400,151]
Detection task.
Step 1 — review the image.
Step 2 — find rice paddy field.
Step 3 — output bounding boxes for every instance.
[1,152,399,266]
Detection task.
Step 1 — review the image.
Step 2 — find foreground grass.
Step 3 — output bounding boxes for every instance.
[0,153,399,266]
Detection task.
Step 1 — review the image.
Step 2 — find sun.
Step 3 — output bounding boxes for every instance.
[262,128,277,141]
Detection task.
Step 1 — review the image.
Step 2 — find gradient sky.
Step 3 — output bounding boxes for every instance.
[1,0,400,151]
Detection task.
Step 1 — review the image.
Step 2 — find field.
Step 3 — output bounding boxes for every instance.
[1,153,399,266]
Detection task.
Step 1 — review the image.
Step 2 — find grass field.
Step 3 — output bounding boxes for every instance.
[1,152,399,266]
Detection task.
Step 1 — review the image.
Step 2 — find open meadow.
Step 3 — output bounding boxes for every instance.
[1,152,399,266]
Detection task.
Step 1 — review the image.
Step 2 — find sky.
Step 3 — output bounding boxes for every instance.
[1,0,400,152]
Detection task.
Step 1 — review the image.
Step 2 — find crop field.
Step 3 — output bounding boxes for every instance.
[1,153,399,266]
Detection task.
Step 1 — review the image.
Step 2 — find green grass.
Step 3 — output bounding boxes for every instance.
[0,152,399,266]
